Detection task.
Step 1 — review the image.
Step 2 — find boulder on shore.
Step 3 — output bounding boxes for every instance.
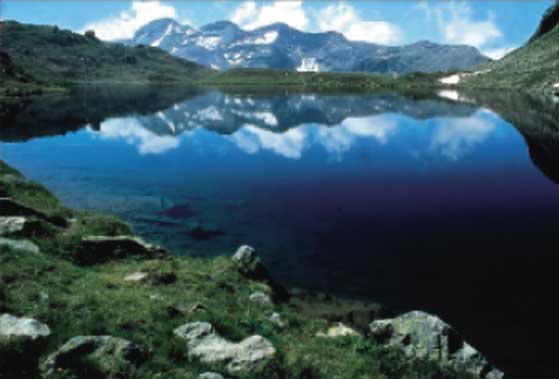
[0,237,40,253]
[0,314,51,373]
[173,321,275,373]
[317,322,360,338]
[231,245,266,278]
[0,216,27,236]
[41,335,147,379]
[0,198,67,227]
[76,235,167,265]
[370,311,504,379]
[231,245,289,301]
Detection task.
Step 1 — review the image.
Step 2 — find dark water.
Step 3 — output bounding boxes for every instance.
[2,86,559,378]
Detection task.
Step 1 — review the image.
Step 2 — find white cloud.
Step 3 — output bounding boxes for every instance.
[231,1,308,31]
[93,117,180,155]
[444,15,502,48]
[82,1,177,41]
[482,46,516,60]
[318,116,397,156]
[431,116,496,161]
[419,1,503,49]
[231,125,307,159]
[317,3,401,44]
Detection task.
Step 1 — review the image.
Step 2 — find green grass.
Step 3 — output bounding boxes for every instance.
[0,162,477,379]
[200,68,438,92]
[0,20,210,99]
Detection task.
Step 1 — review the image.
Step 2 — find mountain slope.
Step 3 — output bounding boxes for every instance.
[127,19,490,75]
[462,1,559,93]
[0,20,208,90]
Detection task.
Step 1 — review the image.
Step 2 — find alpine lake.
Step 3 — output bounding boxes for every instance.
[2,86,559,379]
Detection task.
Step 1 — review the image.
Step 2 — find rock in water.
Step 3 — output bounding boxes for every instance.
[173,321,275,373]
[0,314,51,374]
[41,335,147,379]
[77,235,167,265]
[370,311,503,379]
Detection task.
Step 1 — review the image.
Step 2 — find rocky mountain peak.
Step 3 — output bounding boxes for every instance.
[126,18,490,74]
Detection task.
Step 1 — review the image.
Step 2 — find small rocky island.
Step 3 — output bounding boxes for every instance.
[0,161,503,378]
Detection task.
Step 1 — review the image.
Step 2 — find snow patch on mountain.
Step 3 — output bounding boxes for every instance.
[297,58,320,72]
[233,31,278,46]
[193,36,222,50]
[151,23,173,47]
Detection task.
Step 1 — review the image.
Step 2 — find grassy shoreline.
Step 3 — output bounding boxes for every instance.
[0,162,480,379]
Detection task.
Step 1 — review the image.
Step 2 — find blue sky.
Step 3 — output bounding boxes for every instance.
[1,1,553,59]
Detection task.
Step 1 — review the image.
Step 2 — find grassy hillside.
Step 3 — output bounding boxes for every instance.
[201,68,436,91]
[0,21,209,98]
[462,2,559,93]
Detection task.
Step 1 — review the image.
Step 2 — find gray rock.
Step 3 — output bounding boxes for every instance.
[0,237,40,253]
[268,312,286,328]
[231,245,265,278]
[370,311,503,379]
[42,335,147,379]
[0,198,66,227]
[198,373,230,379]
[0,314,51,373]
[173,321,275,373]
[249,291,272,305]
[77,235,167,265]
[124,272,149,282]
[0,216,26,236]
[0,313,51,340]
[316,322,360,338]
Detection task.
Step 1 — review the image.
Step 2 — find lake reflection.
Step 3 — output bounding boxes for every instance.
[2,87,559,378]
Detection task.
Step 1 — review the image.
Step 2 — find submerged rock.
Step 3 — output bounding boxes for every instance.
[0,237,40,253]
[173,321,276,373]
[77,235,167,265]
[370,311,503,379]
[188,223,225,240]
[41,335,147,379]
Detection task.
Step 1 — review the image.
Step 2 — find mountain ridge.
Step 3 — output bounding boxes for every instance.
[126,18,490,74]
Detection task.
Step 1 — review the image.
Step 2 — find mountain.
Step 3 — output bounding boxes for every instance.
[127,19,490,75]
[462,1,559,94]
[0,20,208,95]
